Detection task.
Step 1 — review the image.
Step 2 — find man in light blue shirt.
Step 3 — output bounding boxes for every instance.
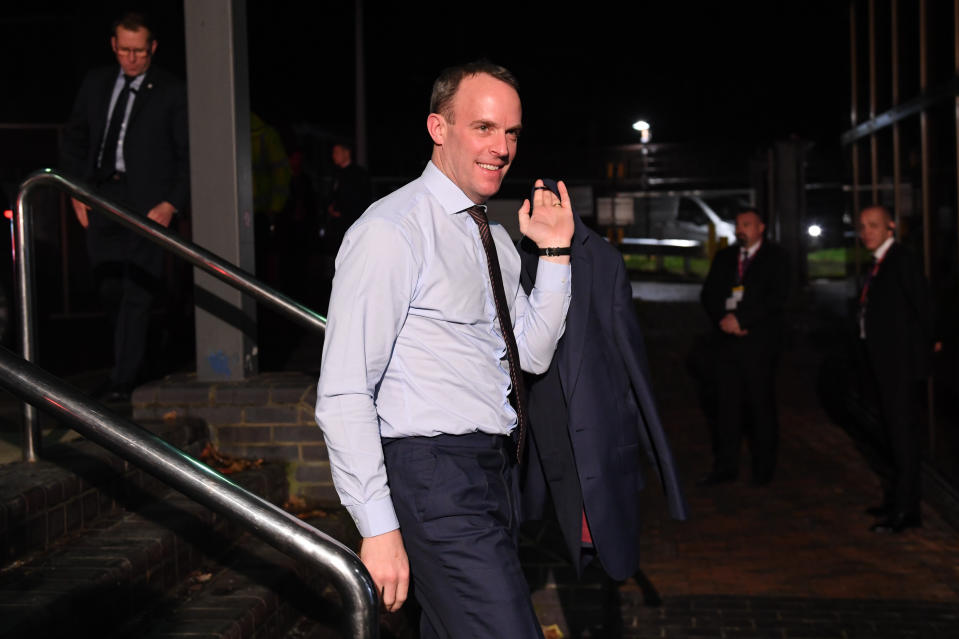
[315,61,574,638]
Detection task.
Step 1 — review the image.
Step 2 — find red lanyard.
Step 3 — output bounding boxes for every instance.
[858,252,886,305]
[737,249,753,283]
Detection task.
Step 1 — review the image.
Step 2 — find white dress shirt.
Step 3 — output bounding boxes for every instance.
[97,70,146,173]
[314,161,572,537]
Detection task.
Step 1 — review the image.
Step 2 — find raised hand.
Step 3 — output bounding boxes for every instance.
[518,179,574,254]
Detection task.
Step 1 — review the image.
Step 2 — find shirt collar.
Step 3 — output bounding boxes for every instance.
[741,238,762,258]
[116,69,147,90]
[422,161,483,215]
[873,236,894,261]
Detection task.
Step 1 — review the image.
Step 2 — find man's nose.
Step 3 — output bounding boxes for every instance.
[490,132,511,157]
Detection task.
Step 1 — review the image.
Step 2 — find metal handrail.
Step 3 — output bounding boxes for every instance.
[0,345,377,638]
[13,169,377,638]
[15,169,327,458]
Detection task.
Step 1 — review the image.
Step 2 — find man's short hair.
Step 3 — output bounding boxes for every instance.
[430,60,519,124]
[113,11,154,42]
[736,206,765,223]
[862,204,893,224]
[332,139,354,153]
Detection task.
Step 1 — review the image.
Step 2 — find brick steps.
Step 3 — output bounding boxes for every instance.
[0,412,373,639]
[0,416,209,563]
[0,457,289,637]
[112,512,353,639]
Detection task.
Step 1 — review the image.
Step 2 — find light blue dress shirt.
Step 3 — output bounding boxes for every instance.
[314,161,572,538]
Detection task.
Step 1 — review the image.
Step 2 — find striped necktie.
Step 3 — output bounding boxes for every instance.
[465,205,527,463]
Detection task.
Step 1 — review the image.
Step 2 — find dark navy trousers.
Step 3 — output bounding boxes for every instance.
[383,433,544,639]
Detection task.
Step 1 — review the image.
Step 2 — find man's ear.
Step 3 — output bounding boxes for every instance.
[426,113,446,146]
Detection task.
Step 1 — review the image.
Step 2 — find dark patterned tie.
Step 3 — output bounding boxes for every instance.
[98,75,136,179]
[466,205,527,463]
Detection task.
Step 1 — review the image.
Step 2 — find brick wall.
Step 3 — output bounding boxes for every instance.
[132,372,338,506]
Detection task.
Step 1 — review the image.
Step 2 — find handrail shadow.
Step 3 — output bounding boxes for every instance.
[10,169,377,638]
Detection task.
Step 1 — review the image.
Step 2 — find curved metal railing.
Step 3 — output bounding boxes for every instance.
[15,169,327,458]
[12,169,377,638]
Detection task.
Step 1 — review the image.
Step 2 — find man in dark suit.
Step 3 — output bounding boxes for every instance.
[60,11,189,402]
[699,207,789,486]
[855,205,935,534]
[519,180,688,586]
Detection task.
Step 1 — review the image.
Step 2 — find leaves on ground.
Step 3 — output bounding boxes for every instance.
[199,442,263,474]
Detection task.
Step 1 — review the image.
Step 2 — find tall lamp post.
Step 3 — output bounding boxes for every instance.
[632,119,651,189]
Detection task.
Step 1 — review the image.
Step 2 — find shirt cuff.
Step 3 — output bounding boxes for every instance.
[533,259,571,292]
[347,494,401,538]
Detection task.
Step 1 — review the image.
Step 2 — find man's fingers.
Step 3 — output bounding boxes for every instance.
[394,572,409,611]
[556,180,571,209]
[71,199,90,228]
[518,198,531,236]
[531,179,546,211]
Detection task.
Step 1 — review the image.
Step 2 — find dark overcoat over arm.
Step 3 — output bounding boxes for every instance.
[519,204,688,581]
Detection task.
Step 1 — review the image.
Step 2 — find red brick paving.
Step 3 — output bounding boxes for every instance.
[525,301,959,637]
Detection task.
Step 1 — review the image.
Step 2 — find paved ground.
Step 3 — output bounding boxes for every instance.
[3,281,959,637]
[518,295,959,638]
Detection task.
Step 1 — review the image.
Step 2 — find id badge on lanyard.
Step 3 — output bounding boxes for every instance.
[725,285,745,311]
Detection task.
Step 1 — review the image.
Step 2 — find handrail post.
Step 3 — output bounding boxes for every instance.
[14,174,40,462]
[0,345,379,638]
[15,169,327,461]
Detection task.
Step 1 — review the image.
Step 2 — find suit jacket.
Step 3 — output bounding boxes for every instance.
[861,242,933,384]
[519,207,688,582]
[700,240,789,351]
[60,64,189,265]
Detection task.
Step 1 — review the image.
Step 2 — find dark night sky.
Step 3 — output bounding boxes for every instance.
[1,1,851,179]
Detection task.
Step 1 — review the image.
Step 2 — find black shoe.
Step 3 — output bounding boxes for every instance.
[697,470,736,486]
[870,511,922,534]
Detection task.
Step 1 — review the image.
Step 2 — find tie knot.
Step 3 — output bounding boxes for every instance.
[123,75,137,87]
[466,205,488,225]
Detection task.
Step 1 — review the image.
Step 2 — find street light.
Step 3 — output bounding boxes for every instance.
[632,119,651,144]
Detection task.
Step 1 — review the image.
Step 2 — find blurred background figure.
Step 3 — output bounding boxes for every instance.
[59,10,189,403]
[320,140,371,291]
[853,205,936,534]
[698,207,789,487]
[251,111,291,289]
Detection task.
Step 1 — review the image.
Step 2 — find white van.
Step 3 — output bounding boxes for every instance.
[598,192,747,246]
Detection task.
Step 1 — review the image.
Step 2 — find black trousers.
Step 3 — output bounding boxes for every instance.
[712,335,780,481]
[88,177,163,390]
[382,433,544,639]
[854,340,922,514]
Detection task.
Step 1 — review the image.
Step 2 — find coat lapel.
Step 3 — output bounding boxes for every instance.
[558,214,592,401]
[94,70,119,145]
[127,67,155,127]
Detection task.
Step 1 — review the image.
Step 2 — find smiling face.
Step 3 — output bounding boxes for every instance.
[427,73,522,204]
